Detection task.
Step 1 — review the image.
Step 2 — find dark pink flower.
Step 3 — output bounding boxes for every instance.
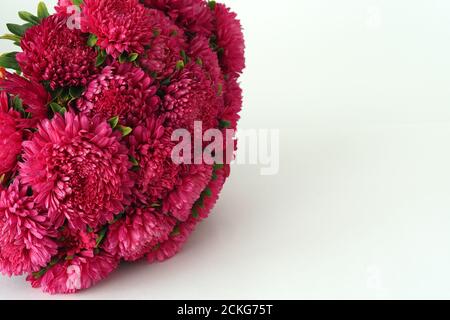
[0,72,51,127]
[143,0,214,36]
[17,15,97,90]
[161,62,221,130]
[77,63,159,126]
[27,252,119,294]
[138,9,187,79]
[163,164,212,221]
[214,3,245,76]
[147,216,197,263]
[103,208,176,261]
[188,35,223,87]
[0,92,22,175]
[148,165,228,263]
[128,117,180,204]
[20,112,133,230]
[220,76,243,130]
[81,0,154,58]
[0,180,58,276]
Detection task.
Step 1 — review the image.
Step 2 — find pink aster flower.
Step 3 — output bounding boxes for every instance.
[163,164,212,221]
[214,3,245,76]
[81,0,154,58]
[77,63,159,127]
[17,15,97,90]
[194,164,228,220]
[0,92,22,175]
[0,180,58,276]
[103,208,176,261]
[188,35,223,87]
[128,117,180,204]
[147,216,197,263]
[19,112,133,230]
[220,76,243,130]
[138,9,187,79]
[27,252,119,294]
[148,165,229,263]
[143,0,214,36]
[161,62,221,130]
[0,72,51,127]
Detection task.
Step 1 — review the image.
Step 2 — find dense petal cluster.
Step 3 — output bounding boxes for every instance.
[81,0,154,58]
[17,15,97,89]
[0,0,244,294]
[0,181,58,276]
[19,113,133,230]
[0,92,22,175]
[77,63,159,126]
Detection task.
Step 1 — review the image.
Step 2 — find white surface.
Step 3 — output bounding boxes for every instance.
[1,0,450,299]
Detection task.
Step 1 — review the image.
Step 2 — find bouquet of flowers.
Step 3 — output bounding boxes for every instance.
[0,0,244,294]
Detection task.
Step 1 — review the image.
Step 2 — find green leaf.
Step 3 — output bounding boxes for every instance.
[73,0,84,5]
[170,225,180,237]
[129,155,139,167]
[69,86,83,99]
[208,0,217,10]
[213,163,224,171]
[18,11,40,25]
[118,53,128,64]
[49,102,67,116]
[211,172,218,181]
[13,96,25,113]
[37,2,50,19]
[96,51,107,67]
[161,78,171,86]
[128,53,139,62]
[117,125,132,137]
[0,34,22,42]
[180,50,188,64]
[176,60,185,70]
[6,23,28,37]
[0,52,20,71]
[192,207,200,219]
[95,227,107,248]
[87,34,98,47]
[108,116,119,129]
[196,57,203,66]
[219,119,231,129]
[203,187,212,197]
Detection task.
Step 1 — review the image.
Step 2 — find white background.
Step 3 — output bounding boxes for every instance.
[1,0,450,299]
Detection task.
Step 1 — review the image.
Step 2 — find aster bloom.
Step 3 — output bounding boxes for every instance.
[77,63,159,126]
[138,9,187,79]
[0,180,58,276]
[17,15,97,89]
[81,0,154,58]
[128,117,180,204]
[19,112,133,230]
[161,61,221,130]
[163,164,213,221]
[103,208,177,261]
[213,3,245,76]
[0,72,51,127]
[0,0,244,294]
[143,0,214,36]
[0,92,22,175]
[27,252,119,294]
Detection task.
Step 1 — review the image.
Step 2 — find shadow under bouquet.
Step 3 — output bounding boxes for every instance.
[0,0,244,294]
